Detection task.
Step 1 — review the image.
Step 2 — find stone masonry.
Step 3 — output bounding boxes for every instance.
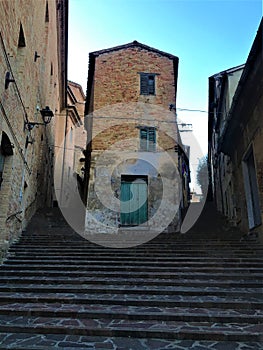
[84,42,189,236]
[0,0,68,261]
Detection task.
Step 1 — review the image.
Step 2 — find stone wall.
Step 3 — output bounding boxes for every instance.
[209,22,263,237]
[93,46,176,110]
[0,0,67,259]
[85,43,182,236]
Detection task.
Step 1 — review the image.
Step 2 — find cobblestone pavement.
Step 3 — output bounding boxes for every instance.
[0,202,263,349]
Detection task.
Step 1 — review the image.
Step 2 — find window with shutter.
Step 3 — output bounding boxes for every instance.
[140,73,156,95]
[140,127,156,151]
[148,128,156,151]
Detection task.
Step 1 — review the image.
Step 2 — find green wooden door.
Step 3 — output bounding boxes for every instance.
[120,178,148,226]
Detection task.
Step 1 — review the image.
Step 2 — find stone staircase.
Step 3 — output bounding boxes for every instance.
[0,203,263,349]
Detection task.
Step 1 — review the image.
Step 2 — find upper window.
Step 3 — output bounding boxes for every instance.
[140,73,156,95]
[45,1,49,22]
[140,126,156,152]
[18,23,26,47]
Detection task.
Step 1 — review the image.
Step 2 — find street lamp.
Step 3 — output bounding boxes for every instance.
[24,106,54,130]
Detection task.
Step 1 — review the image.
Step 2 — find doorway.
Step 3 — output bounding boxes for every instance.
[120,175,148,226]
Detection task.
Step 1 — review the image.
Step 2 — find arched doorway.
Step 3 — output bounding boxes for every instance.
[0,131,13,189]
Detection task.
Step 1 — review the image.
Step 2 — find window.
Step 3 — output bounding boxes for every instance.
[45,1,49,22]
[18,23,26,47]
[140,73,156,95]
[140,127,156,151]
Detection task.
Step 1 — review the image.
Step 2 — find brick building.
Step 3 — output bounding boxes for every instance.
[208,19,263,238]
[0,0,68,259]
[83,41,190,239]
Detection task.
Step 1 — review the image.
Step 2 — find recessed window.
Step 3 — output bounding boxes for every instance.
[140,126,156,151]
[140,73,156,95]
[45,1,49,22]
[18,23,26,47]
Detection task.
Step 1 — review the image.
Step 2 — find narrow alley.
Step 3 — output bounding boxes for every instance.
[0,202,262,349]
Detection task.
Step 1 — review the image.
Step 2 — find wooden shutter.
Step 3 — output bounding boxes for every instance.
[148,75,155,95]
[140,127,156,151]
[140,74,149,95]
[148,127,156,151]
[140,128,148,150]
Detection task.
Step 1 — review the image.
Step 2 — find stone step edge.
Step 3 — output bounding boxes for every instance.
[0,285,263,297]
[9,247,263,252]
[1,277,263,288]
[4,263,263,272]
[0,295,262,309]
[1,306,263,323]
[6,258,263,266]
[0,322,261,342]
[1,270,262,280]
[0,274,262,292]
[2,266,263,276]
[8,255,263,261]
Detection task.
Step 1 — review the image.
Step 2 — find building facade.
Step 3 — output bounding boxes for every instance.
[0,0,68,259]
[84,41,190,236]
[208,19,263,237]
[54,81,86,207]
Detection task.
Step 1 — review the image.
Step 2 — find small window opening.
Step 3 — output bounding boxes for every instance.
[18,23,26,47]
[45,1,49,22]
[140,73,156,95]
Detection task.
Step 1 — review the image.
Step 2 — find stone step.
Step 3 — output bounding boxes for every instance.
[7,251,261,259]
[9,242,263,249]
[8,253,262,260]
[14,238,259,245]
[2,263,263,274]
[7,254,263,263]
[6,255,263,263]
[0,314,262,342]
[9,239,262,246]
[0,274,262,290]
[1,204,263,348]
[0,333,262,350]
[0,285,263,301]
[5,259,263,269]
[0,268,262,280]
[0,291,262,307]
[1,276,263,289]
[0,302,263,323]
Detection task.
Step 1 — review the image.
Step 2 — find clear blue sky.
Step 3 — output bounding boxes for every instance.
[68,0,262,190]
[68,0,262,110]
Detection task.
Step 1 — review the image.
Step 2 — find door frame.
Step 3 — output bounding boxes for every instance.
[120,175,148,226]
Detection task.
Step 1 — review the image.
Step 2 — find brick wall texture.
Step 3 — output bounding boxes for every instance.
[0,0,67,259]
[85,43,182,234]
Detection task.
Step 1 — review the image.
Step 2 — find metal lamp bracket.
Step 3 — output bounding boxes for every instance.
[5,71,15,89]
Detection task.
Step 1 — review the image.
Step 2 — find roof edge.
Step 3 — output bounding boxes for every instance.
[90,40,178,60]
[209,63,245,79]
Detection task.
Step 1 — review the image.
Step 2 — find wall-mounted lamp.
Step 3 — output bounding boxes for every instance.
[25,136,34,148]
[169,104,176,111]
[24,106,54,130]
[5,71,15,89]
